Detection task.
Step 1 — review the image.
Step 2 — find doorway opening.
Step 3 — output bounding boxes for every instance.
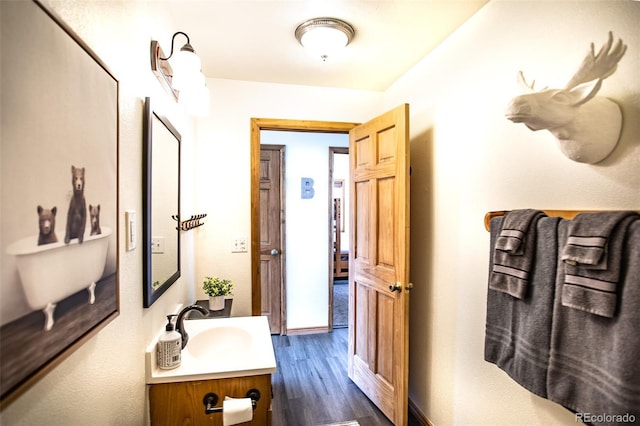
[250,119,359,336]
[330,147,349,330]
[259,130,348,334]
[252,105,411,424]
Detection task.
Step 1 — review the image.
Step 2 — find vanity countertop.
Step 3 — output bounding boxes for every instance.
[145,315,276,384]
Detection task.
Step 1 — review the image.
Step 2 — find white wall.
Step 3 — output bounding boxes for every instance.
[261,130,349,330]
[384,1,640,424]
[0,1,197,424]
[193,79,383,317]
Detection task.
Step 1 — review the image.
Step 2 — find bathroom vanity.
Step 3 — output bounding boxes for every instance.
[146,316,276,425]
[148,374,271,425]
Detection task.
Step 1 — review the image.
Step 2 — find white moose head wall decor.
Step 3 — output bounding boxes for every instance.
[505,32,627,164]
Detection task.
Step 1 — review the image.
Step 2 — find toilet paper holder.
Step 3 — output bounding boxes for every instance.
[202,389,260,414]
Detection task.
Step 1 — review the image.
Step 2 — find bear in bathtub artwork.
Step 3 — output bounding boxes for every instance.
[7,165,112,331]
[1,4,120,401]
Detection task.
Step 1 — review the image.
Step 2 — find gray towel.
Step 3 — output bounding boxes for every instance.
[485,216,560,398]
[561,211,639,318]
[548,218,640,423]
[562,211,637,267]
[489,209,547,299]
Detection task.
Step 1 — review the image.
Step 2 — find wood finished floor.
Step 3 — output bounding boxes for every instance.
[271,328,419,426]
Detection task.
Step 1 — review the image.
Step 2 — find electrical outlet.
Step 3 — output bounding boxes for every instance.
[232,237,248,253]
[151,236,165,253]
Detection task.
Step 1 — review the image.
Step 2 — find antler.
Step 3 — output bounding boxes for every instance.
[564,31,627,89]
[517,70,536,91]
[517,70,548,93]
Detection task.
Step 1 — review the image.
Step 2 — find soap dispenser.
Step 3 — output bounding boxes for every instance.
[157,314,181,369]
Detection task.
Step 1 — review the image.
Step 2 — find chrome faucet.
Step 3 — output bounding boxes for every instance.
[175,304,209,349]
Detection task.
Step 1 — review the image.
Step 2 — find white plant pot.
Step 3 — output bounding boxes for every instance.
[208,295,225,311]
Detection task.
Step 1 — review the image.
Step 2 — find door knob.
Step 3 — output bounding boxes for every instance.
[389,282,402,293]
[270,249,280,256]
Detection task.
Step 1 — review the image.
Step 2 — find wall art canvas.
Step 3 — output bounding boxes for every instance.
[0,0,119,407]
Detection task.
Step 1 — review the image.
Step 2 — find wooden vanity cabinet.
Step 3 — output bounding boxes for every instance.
[148,374,271,426]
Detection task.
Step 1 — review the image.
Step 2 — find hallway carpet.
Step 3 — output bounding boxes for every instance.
[333,280,348,328]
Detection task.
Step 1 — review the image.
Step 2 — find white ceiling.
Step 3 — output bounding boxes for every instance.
[153,1,488,91]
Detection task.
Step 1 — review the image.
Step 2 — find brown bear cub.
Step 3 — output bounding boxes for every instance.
[37,205,58,245]
[65,165,87,244]
[89,204,101,236]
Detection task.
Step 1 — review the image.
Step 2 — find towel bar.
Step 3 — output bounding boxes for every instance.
[484,210,602,231]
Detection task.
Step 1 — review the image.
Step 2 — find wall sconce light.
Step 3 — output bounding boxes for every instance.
[150,31,209,116]
[295,17,355,61]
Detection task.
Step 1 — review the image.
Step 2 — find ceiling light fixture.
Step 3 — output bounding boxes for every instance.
[295,17,355,61]
[150,31,209,116]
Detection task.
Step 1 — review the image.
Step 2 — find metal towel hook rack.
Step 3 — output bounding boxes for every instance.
[172,213,207,231]
[202,389,261,415]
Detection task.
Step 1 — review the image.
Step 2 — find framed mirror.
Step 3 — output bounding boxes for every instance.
[143,97,181,307]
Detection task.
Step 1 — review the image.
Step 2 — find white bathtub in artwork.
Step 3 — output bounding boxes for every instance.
[6,227,112,331]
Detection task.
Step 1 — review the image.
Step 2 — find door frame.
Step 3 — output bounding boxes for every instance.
[250,119,359,316]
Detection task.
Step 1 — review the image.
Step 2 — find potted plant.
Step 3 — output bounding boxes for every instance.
[202,276,233,311]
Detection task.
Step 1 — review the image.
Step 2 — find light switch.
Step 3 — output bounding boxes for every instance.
[232,237,248,253]
[125,210,137,251]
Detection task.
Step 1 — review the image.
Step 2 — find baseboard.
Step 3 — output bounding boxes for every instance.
[286,326,330,335]
[409,397,433,426]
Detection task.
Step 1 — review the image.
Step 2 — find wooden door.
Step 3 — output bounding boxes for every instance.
[348,104,410,425]
[259,145,284,334]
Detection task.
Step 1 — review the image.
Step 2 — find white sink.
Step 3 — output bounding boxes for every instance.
[186,326,253,360]
[145,315,276,384]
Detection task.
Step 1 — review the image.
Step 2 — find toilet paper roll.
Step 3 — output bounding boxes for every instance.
[222,396,253,426]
